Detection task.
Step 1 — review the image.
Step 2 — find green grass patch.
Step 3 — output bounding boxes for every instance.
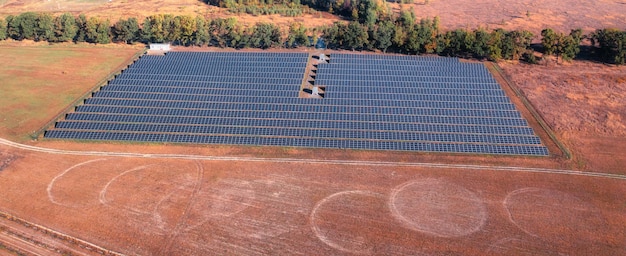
[0,43,144,142]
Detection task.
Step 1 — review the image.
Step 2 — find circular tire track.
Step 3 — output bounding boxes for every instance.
[47,158,108,208]
[389,179,488,238]
[310,190,388,254]
[504,188,609,247]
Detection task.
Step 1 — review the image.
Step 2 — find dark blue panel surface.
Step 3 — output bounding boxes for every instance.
[45,52,549,156]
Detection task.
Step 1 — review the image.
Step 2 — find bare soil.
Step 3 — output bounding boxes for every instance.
[393,0,626,33]
[0,0,338,29]
[2,0,625,34]
[500,60,626,173]
[0,142,624,255]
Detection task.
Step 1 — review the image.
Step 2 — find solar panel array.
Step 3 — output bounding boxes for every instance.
[45,52,549,156]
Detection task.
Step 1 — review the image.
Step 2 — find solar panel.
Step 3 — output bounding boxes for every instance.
[45,52,549,156]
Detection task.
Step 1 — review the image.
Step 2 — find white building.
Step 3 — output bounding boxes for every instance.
[149,43,171,51]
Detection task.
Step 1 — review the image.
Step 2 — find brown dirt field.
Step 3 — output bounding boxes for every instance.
[2,0,625,33]
[0,0,338,29]
[500,61,626,174]
[0,142,624,255]
[392,0,626,33]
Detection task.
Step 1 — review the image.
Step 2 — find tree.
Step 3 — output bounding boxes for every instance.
[471,28,490,59]
[357,0,378,25]
[392,25,407,51]
[487,28,506,61]
[322,22,344,49]
[551,29,582,63]
[0,18,7,40]
[404,24,421,53]
[163,15,179,43]
[392,10,415,52]
[193,16,210,46]
[140,17,154,43]
[286,22,309,48]
[112,18,139,44]
[7,12,38,40]
[541,28,581,63]
[141,15,166,43]
[85,17,99,43]
[237,28,253,49]
[95,18,111,44]
[590,28,626,65]
[209,18,242,47]
[74,14,88,42]
[396,9,415,28]
[343,21,368,50]
[52,13,78,42]
[373,20,394,52]
[36,13,54,41]
[177,15,197,46]
[499,30,533,60]
[559,33,580,62]
[416,17,438,53]
[84,17,110,44]
[541,28,558,55]
[250,22,281,49]
[437,29,473,57]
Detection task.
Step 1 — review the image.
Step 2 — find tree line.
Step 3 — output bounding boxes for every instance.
[0,12,625,64]
[205,0,310,17]
[205,0,387,19]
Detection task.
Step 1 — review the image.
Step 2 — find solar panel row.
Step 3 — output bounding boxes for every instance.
[93,90,511,103]
[83,97,518,110]
[326,86,506,96]
[331,53,459,62]
[122,69,304,79]
[325,92,511,103]
[314,80,502,88]
[115,73,303,83]
[64,113,535,135]
[73,105,527,126]
[317,63,487,72]
[53,121,540,144]
[110,78,299,87]
[100,85,298,94]
[93,90,298,99]
[164,52,308,58]
[77,104,521,118]
[131,60,307,69]
[316,74,496,83]
[45,130,548,155]
[317,70,493,79]
[44,52,549,156]
[101,84,506,97]
[329,59,463,66]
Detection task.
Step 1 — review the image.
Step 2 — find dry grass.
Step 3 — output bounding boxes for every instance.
[3,0,624,33]
[0,0,338,29]
[391,0,626,33]
[500,61,626,173]
[0,41,144,141]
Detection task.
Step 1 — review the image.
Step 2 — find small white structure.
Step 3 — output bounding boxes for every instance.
[149,43,171,51]
[318,54,329,63]
[312,86,320,96]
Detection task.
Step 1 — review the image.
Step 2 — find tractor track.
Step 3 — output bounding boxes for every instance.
[1,138,625,181]
[0,137,625,255]
[0,213,123,256]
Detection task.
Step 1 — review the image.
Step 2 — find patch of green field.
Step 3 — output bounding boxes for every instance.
[0,43,143,142]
